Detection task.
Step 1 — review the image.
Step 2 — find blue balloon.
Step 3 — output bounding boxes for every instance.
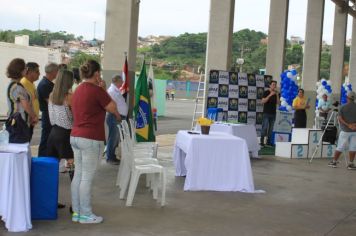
[291,70,297,76]
[322,81,327,86]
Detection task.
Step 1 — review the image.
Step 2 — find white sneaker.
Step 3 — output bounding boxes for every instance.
[79,213,103,224]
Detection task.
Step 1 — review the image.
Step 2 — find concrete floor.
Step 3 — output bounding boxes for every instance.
[2,99,356,235]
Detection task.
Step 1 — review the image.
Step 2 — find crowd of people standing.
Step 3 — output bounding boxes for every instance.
[5,58,126,224]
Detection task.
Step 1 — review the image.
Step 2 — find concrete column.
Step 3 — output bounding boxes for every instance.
[302,0,325,128]
[103,0,140,116]
[204,0,235,116]
[330,5,347,101]
[349,18,356,87]
[266,0,289,84]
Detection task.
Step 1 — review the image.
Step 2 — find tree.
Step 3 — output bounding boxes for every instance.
[68,52,100,69]
[284,44,303,69]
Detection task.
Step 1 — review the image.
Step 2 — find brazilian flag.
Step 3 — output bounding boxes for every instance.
[134,61,156,142]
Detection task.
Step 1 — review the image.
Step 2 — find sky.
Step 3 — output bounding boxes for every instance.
[0,0,353,44]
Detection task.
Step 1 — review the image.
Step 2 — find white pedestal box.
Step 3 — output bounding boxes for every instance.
[291,128,322,144]
[276,128,324,159]
[275,142,291,158]
[322,144,336,158]
[307,130,323,158]
[291,144,309,159]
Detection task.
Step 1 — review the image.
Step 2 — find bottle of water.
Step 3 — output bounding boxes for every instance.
[0,124,9,147]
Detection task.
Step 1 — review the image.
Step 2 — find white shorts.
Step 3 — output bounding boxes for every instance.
[336,131,356,152]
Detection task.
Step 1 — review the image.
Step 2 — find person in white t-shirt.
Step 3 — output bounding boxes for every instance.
[106,74,128,165]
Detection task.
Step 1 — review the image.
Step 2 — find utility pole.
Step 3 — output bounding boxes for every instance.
[236,42,251,73]
[93,21,96,40]
[38,14,41,31]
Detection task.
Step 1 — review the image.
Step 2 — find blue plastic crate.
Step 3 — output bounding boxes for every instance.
[207,108,224,121]
[31,157,59,220]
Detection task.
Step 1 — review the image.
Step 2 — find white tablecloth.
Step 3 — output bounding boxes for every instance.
[209,123,260,158]
[0,143,32,232]
[173,130,256,192]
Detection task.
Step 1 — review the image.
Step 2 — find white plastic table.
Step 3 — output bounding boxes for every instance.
[207,123,260,158]
[0,143,32,232]
[173,130,256,192]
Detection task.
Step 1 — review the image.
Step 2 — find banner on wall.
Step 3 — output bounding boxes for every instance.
[207,70,271,135]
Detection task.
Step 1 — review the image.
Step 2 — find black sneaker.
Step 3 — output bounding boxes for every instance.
[106,159,120,165]
[328,161,337,168]
[347,163,356,170]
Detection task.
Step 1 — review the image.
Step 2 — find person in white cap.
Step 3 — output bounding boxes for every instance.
[328,91,356,169]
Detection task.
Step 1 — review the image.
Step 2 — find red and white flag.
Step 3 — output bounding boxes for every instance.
[120,55,129,100]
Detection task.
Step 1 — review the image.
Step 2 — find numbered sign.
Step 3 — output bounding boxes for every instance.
[322,144,336,158]
[291,144,308,158]
[308,130,323,158]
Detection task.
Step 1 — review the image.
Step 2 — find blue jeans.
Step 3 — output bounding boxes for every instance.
[106,113,125,161]
[260,114,276,145]
[70,136,103,216]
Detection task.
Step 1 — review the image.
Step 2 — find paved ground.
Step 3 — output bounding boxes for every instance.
[2,99,356,236]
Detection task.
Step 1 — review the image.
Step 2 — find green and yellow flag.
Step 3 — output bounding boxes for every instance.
[134,61,155,142]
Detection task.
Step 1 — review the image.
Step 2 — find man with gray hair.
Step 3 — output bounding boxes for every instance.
[106,74,128,165]
[37,62,59,156]
[328,91,356,169]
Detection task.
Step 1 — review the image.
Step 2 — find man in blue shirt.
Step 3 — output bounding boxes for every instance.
[318,94,332,120]
[37,63,58,156]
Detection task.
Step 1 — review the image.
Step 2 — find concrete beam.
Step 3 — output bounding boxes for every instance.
[103,0,140,116]
[266,0,289,83]
[349,17,356,87]
[331,0,356,18]
[204,0,235,116]
[330,4,348,101]
[302,0,325,128]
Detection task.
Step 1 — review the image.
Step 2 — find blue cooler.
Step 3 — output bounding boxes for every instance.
[31,157,59,220]
[207,108,224,121]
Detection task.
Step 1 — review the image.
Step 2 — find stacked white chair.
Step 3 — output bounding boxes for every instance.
[116,125,157,188]
[116,123,166,207]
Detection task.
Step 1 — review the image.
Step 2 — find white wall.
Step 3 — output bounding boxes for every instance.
[0,42,60,116]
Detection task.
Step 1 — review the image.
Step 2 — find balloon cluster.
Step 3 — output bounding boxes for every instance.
[341,80,353,105]
[279,69,299,112]
[315,79,332,116]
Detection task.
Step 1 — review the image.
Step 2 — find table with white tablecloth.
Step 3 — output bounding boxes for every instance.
[0,143,32,232]
[202,123,260,158]
[173,130,257,192]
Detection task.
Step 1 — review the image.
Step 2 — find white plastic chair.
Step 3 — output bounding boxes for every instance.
[117,123,160,195]
[120,125,166,206]
[126,162,166,207]
[116,124,158,189]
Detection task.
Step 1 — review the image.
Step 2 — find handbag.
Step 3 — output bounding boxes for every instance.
[5,112,31,143]
[5,82,31,143]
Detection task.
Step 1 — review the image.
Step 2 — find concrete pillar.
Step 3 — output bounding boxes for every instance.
[349,18,356,87]
[266,0,289,84]
[302,0,325,128]
[204,0,235,116]
[330,5,347,101]
[103,0,140,116]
